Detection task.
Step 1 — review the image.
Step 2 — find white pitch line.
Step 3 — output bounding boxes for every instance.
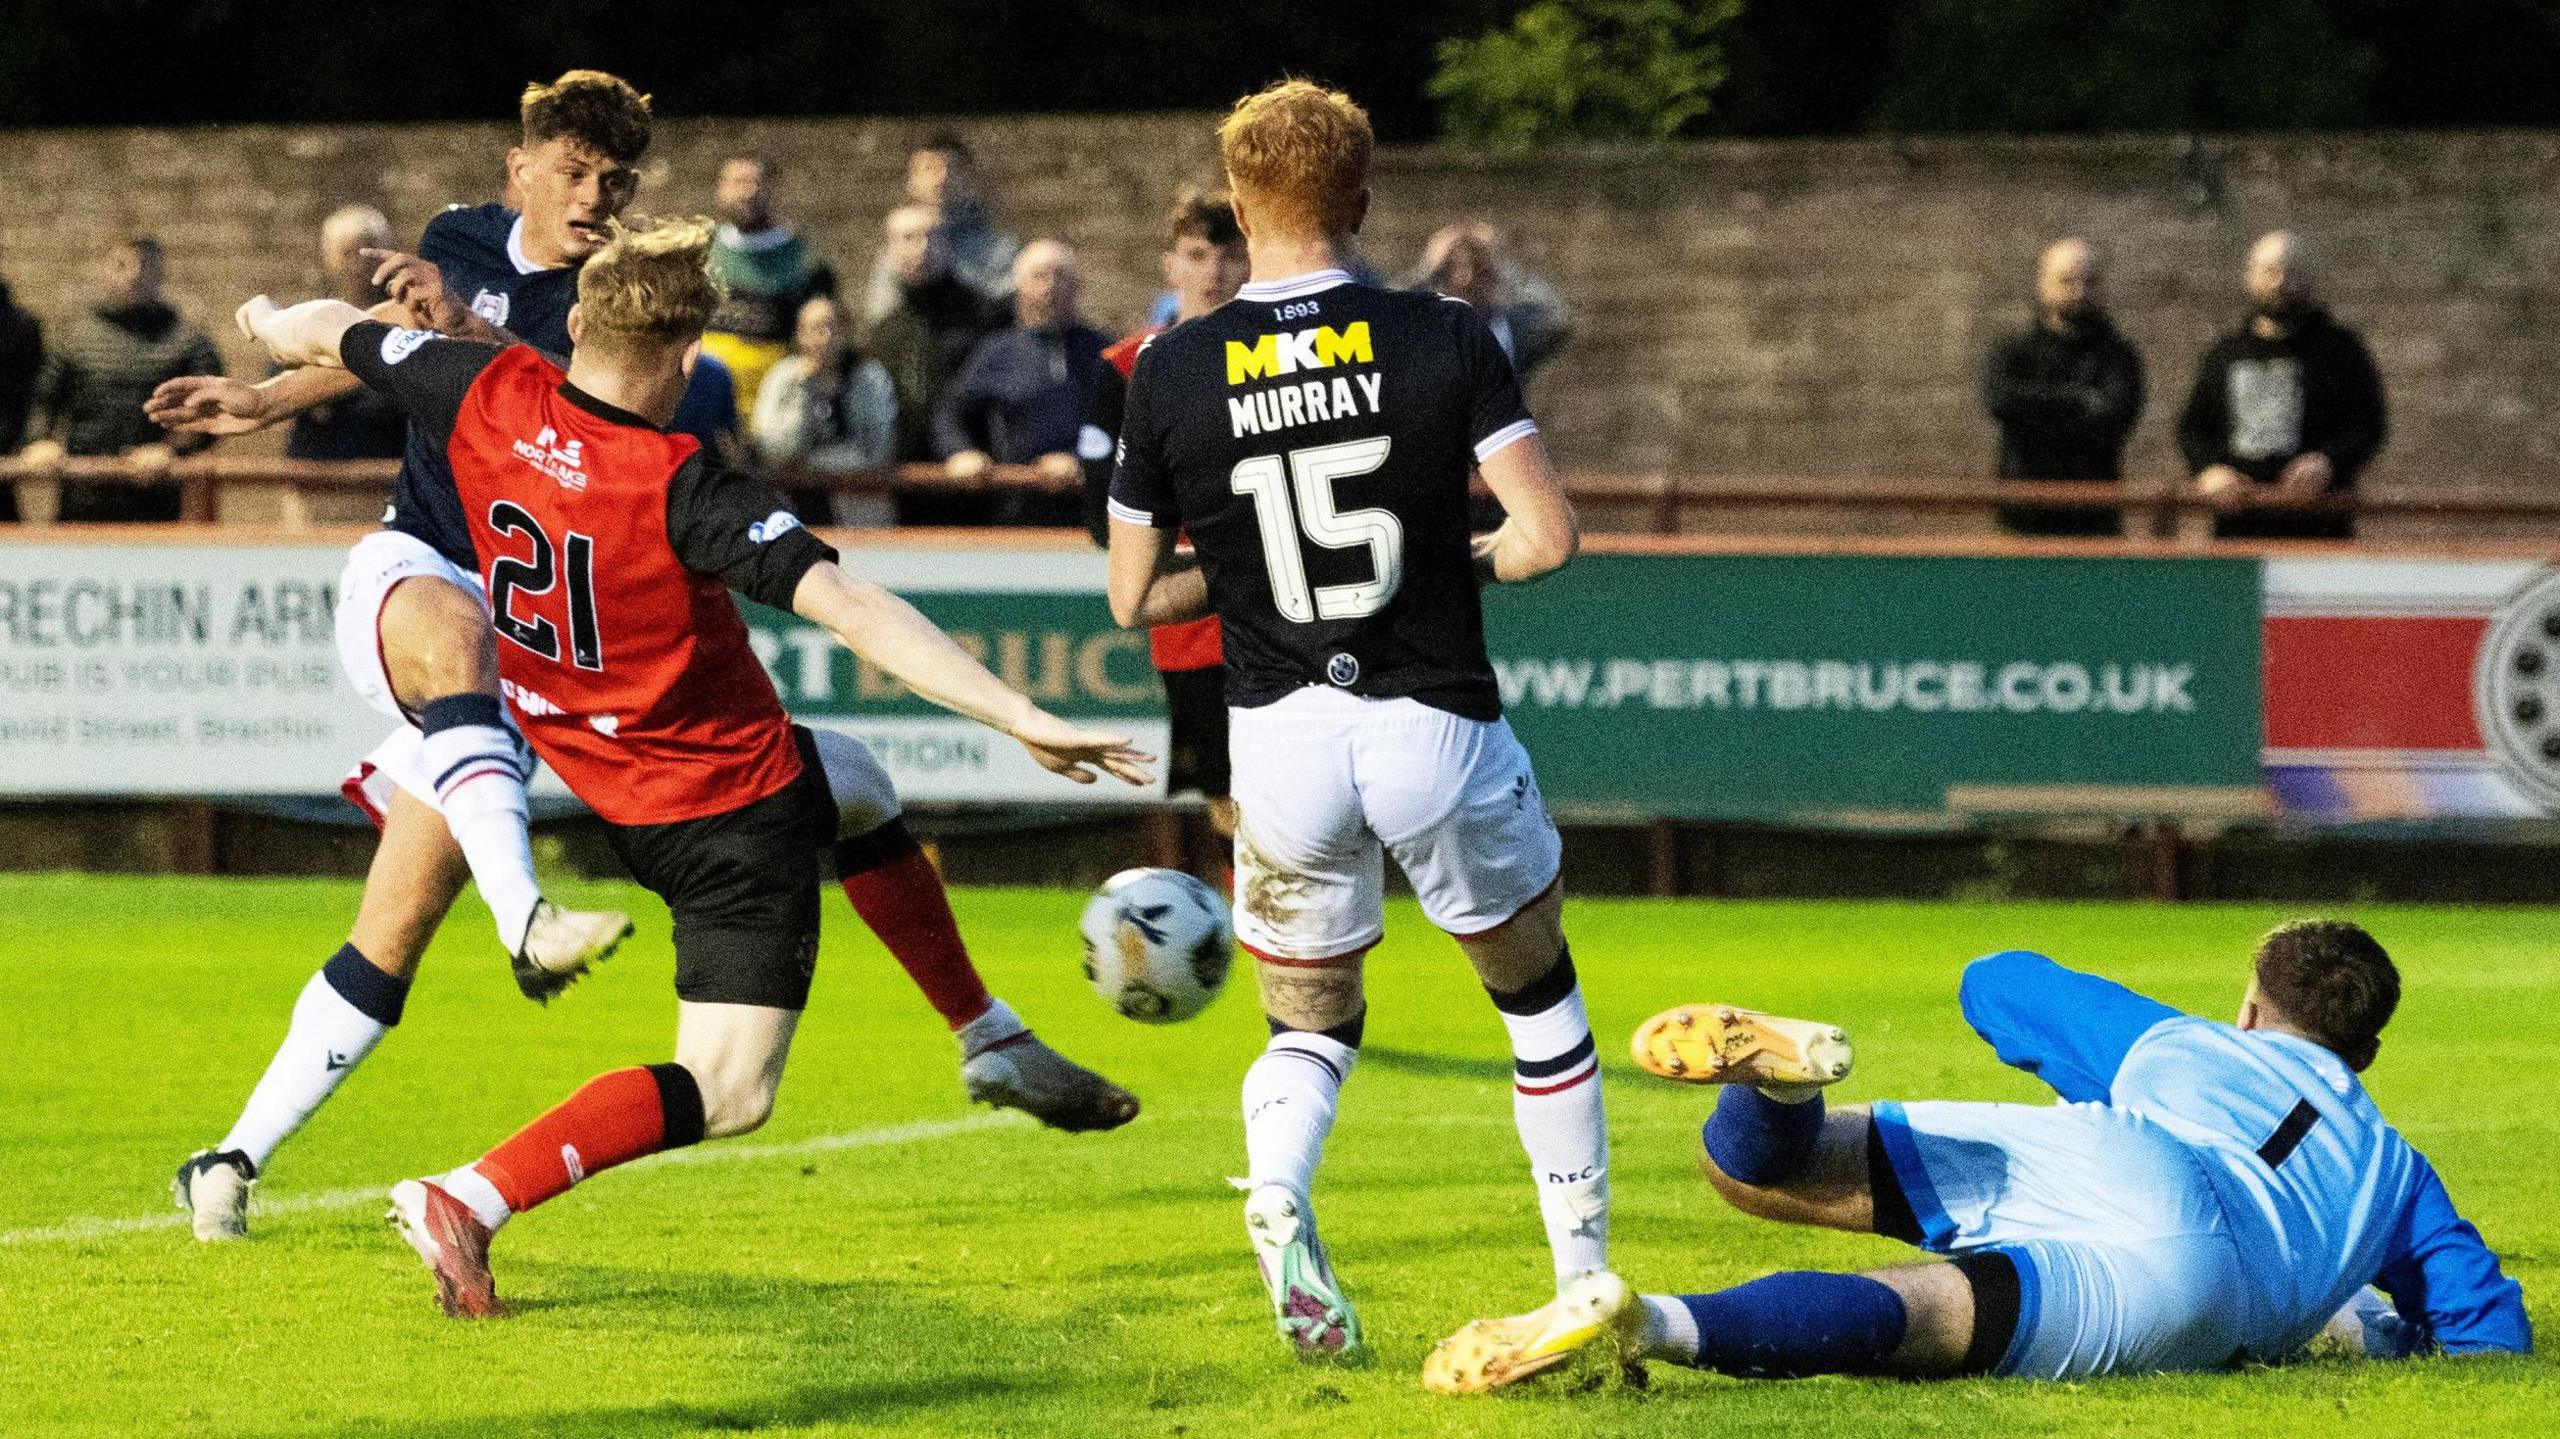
[0,1112,1020,1248]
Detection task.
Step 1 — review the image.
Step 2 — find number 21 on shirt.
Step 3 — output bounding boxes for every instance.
[1230,435,1400,622]
[486,500,605,671]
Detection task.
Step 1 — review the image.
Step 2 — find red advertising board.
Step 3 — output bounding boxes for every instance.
[2263,558,2560,820]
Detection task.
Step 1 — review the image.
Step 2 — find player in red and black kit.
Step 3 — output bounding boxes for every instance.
[1081,190,1251,842]
[241,216,1153,1318]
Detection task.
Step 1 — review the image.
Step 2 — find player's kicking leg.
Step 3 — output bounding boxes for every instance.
[175,788,468,1239]
[812,728,1135,1132]
[389,999,784,1316]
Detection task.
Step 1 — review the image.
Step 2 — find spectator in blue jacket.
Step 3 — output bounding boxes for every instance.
[934,240,1104,527]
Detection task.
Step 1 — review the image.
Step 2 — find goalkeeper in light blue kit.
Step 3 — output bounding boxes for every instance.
[1428,919,2530,1391]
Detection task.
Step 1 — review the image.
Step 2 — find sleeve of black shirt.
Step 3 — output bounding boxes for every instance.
[1451,298,1537,462]
[2175,341,2234,473]
[664,452,841,610]
[339,320,502,447]
[1080,359,1128,546]
[1106,341,1179,529]
[2093,332,2146,445]
[2318,327,2387,481]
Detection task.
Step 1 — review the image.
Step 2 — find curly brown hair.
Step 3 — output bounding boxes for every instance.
[2252,919,2399,1066]
[520,70,653,164]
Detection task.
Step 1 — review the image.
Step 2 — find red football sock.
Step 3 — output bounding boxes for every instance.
[836,820,992,1030]
[474,1064,703,1214]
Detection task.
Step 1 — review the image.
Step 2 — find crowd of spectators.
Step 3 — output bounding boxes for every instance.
[0,127,2399,541]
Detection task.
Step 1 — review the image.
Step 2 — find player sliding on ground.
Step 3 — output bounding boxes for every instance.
[160,73,1136,1244]
[234,215,1153,1316]
[1106,81,1602,1358]
[1427,920,2531,1391]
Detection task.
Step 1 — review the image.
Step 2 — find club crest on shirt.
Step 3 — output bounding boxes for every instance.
[470,288,511,327]
[1326,652,1360,686]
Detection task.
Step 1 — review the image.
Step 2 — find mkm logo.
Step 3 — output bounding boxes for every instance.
[1226,321,1373,385]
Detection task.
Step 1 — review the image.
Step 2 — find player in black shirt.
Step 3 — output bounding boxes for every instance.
[1104,82,1604,1377]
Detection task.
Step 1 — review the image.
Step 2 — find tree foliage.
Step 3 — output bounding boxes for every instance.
[1873,0,2378,133]
[1429,0,1742,147]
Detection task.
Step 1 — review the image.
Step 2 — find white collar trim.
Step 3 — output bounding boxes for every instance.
[1238,268,1354,302]
[503,215,552,276]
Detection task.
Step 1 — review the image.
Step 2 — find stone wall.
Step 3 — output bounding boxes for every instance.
[6,117,2558,525]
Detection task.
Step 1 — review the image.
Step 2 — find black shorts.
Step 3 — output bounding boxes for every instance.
[1160,664,1231,801]
[602,726,836,1010]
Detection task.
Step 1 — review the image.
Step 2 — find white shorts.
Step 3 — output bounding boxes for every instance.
[333,531,496,825]
[1226,687,1562,960]
[1872,1099,2249,1379]
[334,529,486,721]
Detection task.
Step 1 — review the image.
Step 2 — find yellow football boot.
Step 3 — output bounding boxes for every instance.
[1423,1269,1637,1394]
[1629,1004,1852,1089]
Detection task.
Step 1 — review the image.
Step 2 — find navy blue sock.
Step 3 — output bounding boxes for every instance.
[417,692,507,735]
[321,943,410,1027]
[1674,1272,1909,1377]
[1701,1083,1825,1185]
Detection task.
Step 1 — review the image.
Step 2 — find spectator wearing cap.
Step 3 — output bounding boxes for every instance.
[1980,237,2146,537]
[863,132,1021,323]
[934,240,1105,528]
[17,236,224,522]
[2178,231,2386,541]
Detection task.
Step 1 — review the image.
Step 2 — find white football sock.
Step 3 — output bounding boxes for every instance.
[954,997,1025,1060]
[417,700,541,953]
[1638,1293,1701,1362]
[1492,953,1610,1279]
[1241,1029,1356,1200]
[439,1164,513,1233]
[217,960,395,1170]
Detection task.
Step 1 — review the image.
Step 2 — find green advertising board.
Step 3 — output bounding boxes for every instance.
[720,544,2262,820]
[1482,554,2264,822]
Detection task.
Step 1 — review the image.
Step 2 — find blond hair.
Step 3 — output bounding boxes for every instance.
[1217,80,1372,238]
[574,215,723,350]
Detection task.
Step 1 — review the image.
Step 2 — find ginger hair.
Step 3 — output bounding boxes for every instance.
[1217,80,1372,238]
[574,215,723,350]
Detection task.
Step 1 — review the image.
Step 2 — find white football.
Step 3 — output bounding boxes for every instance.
[1079,867,1234,1024]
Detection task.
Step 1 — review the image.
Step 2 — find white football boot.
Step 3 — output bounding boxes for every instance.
[958,1007,1139,1132]
[171,1148,255,1242]
[1241,1181,1361,1357]
[510,900,635,1004]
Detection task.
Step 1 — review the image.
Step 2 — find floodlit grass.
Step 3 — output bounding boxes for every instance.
[1,875,2550,1437]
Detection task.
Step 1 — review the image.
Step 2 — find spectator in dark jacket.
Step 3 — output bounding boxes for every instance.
[285,205,409,463]
[867,203,1006,524]
[863,132,1021,323]
[0,276,42,521]
[2177,231,2385,541]
[18,237,224,522]
[1981,237,2146,536]
[934,240,1104,528]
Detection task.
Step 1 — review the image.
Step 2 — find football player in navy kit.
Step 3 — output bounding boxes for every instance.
[155,74,1138,1248]
[1104,82,1607,1374]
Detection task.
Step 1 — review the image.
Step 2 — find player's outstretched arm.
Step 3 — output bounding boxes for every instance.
[1471,433,1579,584]
[2373,1162,2534,1356]
[1105,519,1210,629]
[235,296,377,372]
[790,561,1154,786]
[1956,950,2181,1102]
[145,365,365,436]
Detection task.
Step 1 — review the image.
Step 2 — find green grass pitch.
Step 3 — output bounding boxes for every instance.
[1,873,2551,1437]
